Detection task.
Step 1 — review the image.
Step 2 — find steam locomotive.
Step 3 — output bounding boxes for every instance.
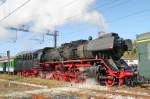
[0,32,137,86]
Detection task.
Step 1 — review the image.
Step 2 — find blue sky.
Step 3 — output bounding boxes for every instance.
[59,0,150,40]
[0,0,150,56]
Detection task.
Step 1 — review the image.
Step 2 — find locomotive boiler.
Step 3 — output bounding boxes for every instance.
[41,33,132,61]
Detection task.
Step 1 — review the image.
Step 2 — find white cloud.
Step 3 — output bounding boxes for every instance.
[0,0,107,39]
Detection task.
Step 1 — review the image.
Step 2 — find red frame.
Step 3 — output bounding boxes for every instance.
[19,58,134,86]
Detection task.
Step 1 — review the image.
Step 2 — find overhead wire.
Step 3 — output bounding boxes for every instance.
[1,0,150,40]
[50,0,120,37]
[61,0,150,36]
[0,0,31,23]
[0,0,31,43]
[99,0,131,12]
[0,0,119,24]
[108,8,150,23]
[61,0,130,35]
[0,0,6,7]
[0,0,133,24]
[64,0,129,21]
[0,0,126,26]
[93,0,120,9]
[61,0,80,8]
[65,0,119,20]
[0,0,148,28]
[0,0,118,44]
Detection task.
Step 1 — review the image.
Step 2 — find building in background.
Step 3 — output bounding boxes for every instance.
[124,59,138,66]
[122,40,138,67]
[137,32,150,79]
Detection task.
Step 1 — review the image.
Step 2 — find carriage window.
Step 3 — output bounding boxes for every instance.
[21,55,23,60]
[25,55,27,60]
[33,53,38,59]
[26,54,28,60]
[29,54,31,60]
[23,55,26,60]
[30,54,33,60]
[24,55,26,60]
[28,54,30,60]
[26,55,28,60]
[22,55,24,60]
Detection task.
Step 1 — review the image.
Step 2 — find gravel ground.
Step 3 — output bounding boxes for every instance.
[0,74,150,99]
[0,83,150,99]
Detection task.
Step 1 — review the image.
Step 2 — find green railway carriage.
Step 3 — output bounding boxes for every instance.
[0,57,16,72]
[137,32,150,79]
[0,49,42,73]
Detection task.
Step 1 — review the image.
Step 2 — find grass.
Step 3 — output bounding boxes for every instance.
[0,74,68,99]
[0,74,67,88]
[0,81,37,94]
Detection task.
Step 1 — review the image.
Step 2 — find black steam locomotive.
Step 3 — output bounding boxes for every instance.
[14,32,136,86]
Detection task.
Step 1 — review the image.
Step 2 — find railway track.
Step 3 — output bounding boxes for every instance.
[1,82,150,99]
[0,74,150,99]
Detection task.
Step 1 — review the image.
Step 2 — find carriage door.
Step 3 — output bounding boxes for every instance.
[3,62,6,72]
